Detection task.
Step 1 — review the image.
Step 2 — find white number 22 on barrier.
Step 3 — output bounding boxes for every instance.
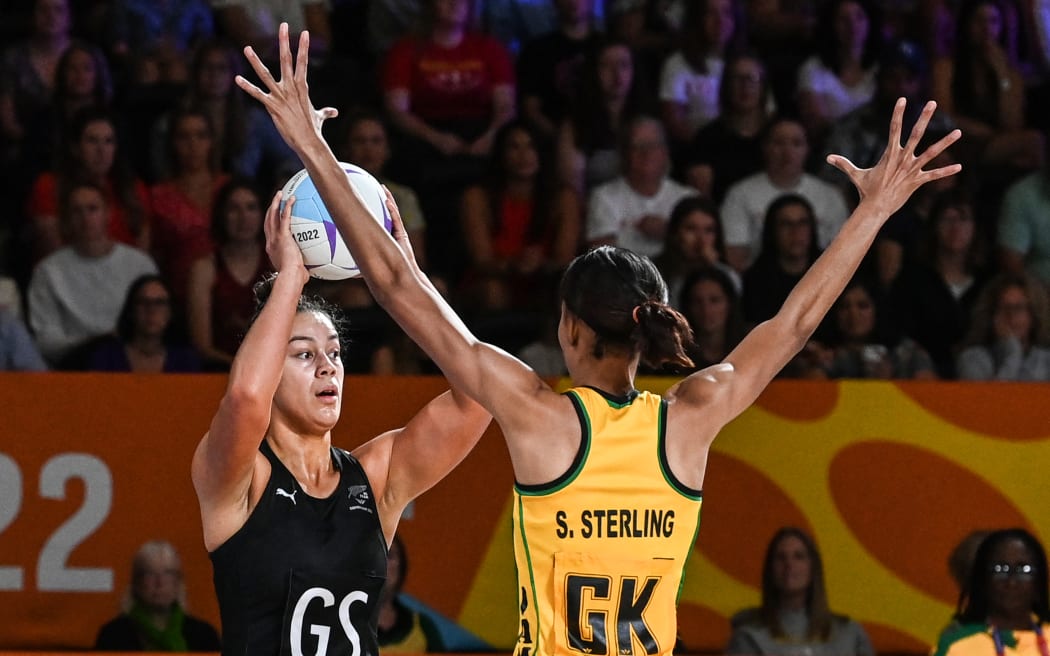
[0,452,114,592]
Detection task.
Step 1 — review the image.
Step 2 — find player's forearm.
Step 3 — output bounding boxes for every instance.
[294,139,416,296]
[774,201,888,343]
[227,269,305,402]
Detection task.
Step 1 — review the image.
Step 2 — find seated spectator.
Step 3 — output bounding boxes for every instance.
[381,0,516,275]
[727,527,875,656]
[931,0,1044,175]
[956,272,1050,380]
[382,0,515,197]
[186,179,270,371]
[873,148,962,290]
[25,107,151,263]
[741,194,822,324]
[87,274,201,373]
[0,308,47,371]
[890,189,991,378]
[28,181,158,367]
[677,266,749,370]
[658,0,745,147]
[653,195,741,310]
[933,529,1049,656]
[680,51,772,202]
[721,115,849,272]
[997,155,1050,285]
[586,115,695,257]
[460,120,580,311]
[101,0,213,84]
[94,540,220,651]
[0,0,72,202]
[556,36,654,197]
[340,111,428,271]
[378,535,446,650]
[516,0,602,140]
[795,0,880,149]
[820,39,956,205]
[211,0,332,61]
[808,276,937,379]
[150,40,298,189]
[604,0,679,89]
[150,106,230,304]
[27,39,114,186]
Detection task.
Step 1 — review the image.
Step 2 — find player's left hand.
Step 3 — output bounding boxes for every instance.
[264,190,308,278]
[235,23,337,154]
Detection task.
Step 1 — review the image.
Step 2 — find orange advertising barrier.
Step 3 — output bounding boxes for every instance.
[0,374,1048,652]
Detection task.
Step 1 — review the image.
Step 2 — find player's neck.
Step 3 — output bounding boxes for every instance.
[571,357,638,397]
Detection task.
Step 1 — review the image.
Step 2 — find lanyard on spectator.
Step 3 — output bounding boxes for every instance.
[991,622,1050,656]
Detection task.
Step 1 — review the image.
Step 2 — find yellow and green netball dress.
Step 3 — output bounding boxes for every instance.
[512,386,704,656]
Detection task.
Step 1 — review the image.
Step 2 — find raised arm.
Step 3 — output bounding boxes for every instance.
[234,26,553,436]
[191,192,308,549]
[669,99,962,431]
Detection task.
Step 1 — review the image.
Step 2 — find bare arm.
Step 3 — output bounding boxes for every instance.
[667,99,962,433]
[235,26,555,439]
[191,192,309,550]
[354,388,491,544]
[186,255,235,366]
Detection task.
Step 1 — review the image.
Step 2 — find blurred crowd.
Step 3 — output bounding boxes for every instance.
[4,0,1050,380]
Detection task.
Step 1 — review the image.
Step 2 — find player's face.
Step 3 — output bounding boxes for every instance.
[686,279,729,334]
[77,120,116,178]
[987,538,1038,619]
[274,311,344,433]
[133,280,173,340]
[224,188,263,243]
[67,186,109,245]
[172,115,213,171]
[347,120,390,176]
[133,552,182,613]
[772,535,813,598]
[835,286,876,342]
[676,210,719,260]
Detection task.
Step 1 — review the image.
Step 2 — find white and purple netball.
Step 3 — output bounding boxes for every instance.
[280,162,394,280]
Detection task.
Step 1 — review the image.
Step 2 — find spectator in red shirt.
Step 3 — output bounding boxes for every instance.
[382,0,517,276]
[25,107,151,263]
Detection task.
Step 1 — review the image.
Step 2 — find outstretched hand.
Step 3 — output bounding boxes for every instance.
[235,23,336,154]
[827,99,962,217]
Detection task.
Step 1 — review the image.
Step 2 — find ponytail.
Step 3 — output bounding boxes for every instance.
[633,299,695,369]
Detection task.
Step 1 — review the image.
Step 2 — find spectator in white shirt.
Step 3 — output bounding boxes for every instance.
[28,181,158,366]
[720,115,850,271]
[586,115,696,257]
